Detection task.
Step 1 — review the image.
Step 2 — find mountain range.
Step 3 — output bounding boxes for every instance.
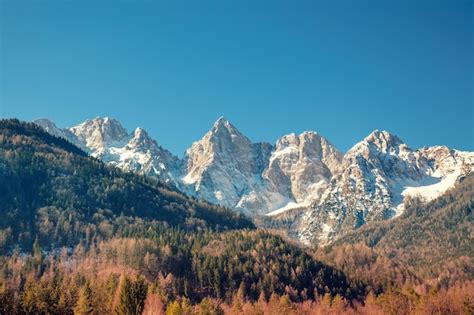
[34,116,474,245]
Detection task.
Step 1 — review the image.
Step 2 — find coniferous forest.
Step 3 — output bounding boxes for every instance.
[0,120,473,314]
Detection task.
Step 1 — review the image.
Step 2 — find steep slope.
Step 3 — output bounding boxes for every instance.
[180,117,271,211]
[35,117,345,217]
[298,130,474,245]
[34,117,474,246]
[262,131,342,215]
[180,119,345,216]
[103,127,180,182]
[33,118,86,149]
[0,119,368,313]
[330,173,474,285]
[0,119,252,251]
[34,117,180,183]
[69,116,129,154]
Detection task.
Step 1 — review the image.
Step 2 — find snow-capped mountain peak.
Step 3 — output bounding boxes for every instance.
[213,116,232,129]
[207,116,251,146]
[263,131,342,206]
[297,130,473,245]
[69,116,129,153]
[349,129,409,156]
[128,127,155,150]
[33,118,86,149]
[181,117,265,209]
[33,118,61,135]
[34,117,474,246]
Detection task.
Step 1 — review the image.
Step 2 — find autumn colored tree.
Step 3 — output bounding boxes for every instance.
[74,282,94,315]
[195,298,224,315]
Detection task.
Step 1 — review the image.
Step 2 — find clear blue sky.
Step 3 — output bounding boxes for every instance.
[1,0,472,155]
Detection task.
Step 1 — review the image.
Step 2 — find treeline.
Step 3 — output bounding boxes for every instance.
[0,119,253,252]
[1,250,472,314]
[325,173,474,287]
[0,229,364,314]
[1,119,473,314]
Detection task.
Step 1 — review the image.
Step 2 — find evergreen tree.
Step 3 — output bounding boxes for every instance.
[74,282,94,315]
[32,237,42,267]
[196,298,224,315]
[0,283,13,315]
[131,277,148,315]
[115,275,148,315]
[21,276,38,314]
[165,300,182,315]
[181,297,192,315]
[115,275,133,315]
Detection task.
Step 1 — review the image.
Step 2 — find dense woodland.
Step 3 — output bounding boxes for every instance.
[322,173,474,288]
[0,119,252,252]
[0,119,473,314]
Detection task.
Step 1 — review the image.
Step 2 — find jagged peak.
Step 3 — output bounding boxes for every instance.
[214,116,228,126]
[202,116,250,144]
[127,127,158,151]
[81,116,124,128]
[69,116,129,147]
[276,131,337,150]
[131,127,154,144]
[300,131,331,145]
[76,116,125,131]
[33,118,57,126]
[133,127,147,137]
[300,130,319,137]
[364,129,403,144]
[33,118,61,134]
[347,129,411,157]
[211,116,236,133]
[278,131,322,141]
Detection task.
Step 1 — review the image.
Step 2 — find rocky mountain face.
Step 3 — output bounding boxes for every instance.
[261,132,343,213]
[34,117,179,183]
[297,131,474,245]
[179,117,272,210]
[34,117,474,245]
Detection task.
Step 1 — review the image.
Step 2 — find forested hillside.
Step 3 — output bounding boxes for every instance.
[0,119,365,314]
[0,119,473,314]
[0,229,367,314]
[315,173,474,289]
[0,119,253,252]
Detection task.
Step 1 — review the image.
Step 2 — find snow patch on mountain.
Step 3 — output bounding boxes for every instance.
[35,117,179,182]
[297,133,474,245]
[33,118,86,149]
[266,201,309,216]
[34,117,474,246]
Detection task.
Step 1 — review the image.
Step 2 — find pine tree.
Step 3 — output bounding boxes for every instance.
[74,282,94,315]
[319,293,332,314]
[21,276,38,314]
[463,296,473,315]
[0,283,13,315]
[181,297,192,315]
[268,293,280,315]
[115,275,133,315]
[230,296,243,315]
[278,294,293,313]
[115,275,148,315]
[131,277,148,315]
[106,273,119,310]
[165,300,182,315]
[331,294,346,313]
[32,237,42,267]
[196,298,224,315]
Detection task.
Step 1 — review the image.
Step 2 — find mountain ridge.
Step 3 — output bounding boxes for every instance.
[33,116,474,245]
[0,118,253,251]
